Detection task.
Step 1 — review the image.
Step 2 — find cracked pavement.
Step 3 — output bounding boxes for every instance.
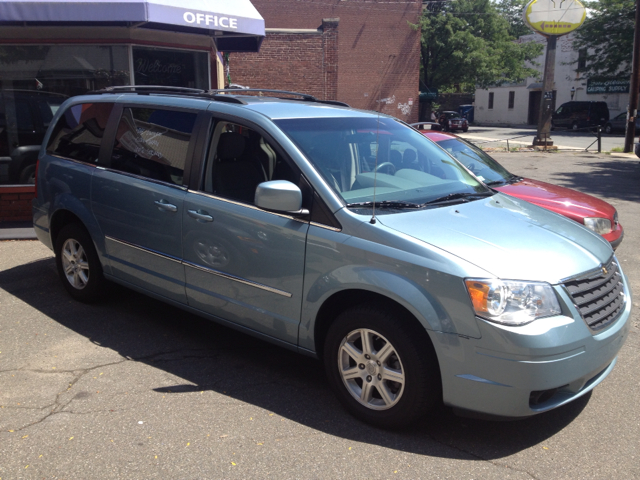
[0,152,639,479]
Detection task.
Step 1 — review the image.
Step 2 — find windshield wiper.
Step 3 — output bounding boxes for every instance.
[507,175,523,184]
[485,179,507,187]
[346,200,424,209]
[423,191,493,205]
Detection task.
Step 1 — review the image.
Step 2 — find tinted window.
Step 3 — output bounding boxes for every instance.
[36,97,64,129]
[110,107,196,185]
[15,100,35,132]
[47,102,113,163]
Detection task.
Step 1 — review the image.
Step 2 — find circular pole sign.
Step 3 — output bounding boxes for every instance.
[524,0,586,37]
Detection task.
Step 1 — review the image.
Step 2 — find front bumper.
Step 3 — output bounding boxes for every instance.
[604,223,624,250]
[433,277,631,418]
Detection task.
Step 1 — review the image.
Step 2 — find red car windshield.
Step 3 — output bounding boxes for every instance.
[435,138,514,185]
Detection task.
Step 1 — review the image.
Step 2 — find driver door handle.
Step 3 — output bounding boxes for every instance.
[188,209,214,223]
[154,200,178,212]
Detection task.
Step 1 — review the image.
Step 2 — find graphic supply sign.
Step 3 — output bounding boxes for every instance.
[586,79,630,95]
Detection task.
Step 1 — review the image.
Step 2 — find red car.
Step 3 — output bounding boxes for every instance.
[419,130,624,250]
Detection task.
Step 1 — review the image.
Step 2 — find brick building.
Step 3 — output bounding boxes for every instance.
[229,0,422,123]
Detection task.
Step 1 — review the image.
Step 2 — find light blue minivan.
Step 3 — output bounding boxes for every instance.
[33,87,631,428]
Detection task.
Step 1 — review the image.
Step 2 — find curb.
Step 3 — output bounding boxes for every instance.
[0,222,37,241]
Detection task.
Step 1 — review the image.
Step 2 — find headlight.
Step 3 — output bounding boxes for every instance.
[465,279,561,325]
[584,217,612,235]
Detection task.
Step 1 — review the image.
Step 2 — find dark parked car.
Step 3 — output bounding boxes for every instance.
[604,112,640,134]
[0,90,67,184]
[438,110,468,132]
[551,101,609,131]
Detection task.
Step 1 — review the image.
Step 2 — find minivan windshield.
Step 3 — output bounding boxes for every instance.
[275,117,490,209]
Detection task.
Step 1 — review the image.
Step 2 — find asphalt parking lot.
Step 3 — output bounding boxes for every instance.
[1,151,639,479]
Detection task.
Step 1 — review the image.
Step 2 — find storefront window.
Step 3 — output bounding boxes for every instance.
[0,44,209,185]
[0,45,129,184]
[133,47,209,89]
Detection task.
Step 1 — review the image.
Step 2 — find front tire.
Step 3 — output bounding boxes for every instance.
[55,223,106,303]
[323,304,441,429]
[604,124,612,134]
[18,163,37,184]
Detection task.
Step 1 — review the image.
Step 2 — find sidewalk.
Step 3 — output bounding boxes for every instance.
[0,221,37,240]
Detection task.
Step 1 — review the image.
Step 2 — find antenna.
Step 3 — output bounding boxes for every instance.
[370,96,390,225]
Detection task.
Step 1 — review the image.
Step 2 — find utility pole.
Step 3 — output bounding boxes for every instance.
[523,0,586,148]
[533,36,557,147]
[624,0,640,153]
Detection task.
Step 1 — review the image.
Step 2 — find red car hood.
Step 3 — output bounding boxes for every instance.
[495,177,615,222]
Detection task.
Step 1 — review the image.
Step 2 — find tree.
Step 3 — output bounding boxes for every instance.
[571,0,635,78]
[494,0,531,38]
[416,0,543,92]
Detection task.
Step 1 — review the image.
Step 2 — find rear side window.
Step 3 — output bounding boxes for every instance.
[109,107,196,186]
[47,103,114,163]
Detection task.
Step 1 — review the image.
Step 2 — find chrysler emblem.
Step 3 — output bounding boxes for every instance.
[602,266,608,276]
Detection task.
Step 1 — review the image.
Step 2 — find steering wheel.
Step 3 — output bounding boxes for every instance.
[375,162,396,175]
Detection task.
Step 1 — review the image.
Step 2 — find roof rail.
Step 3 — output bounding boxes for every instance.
[208,88,317,101]
[85,85,349,107]
[89,85,207,95]
[209,88,350,107]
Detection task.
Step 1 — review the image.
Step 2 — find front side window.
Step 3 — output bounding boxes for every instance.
[110,107,197,185]
[275,117,489,209]
[47,102,114,163]
[202,121,297,205]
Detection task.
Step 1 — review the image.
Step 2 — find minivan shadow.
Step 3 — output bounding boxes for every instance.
[1,257,590,461]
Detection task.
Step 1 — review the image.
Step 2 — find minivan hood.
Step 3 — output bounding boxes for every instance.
[377,193,612,283]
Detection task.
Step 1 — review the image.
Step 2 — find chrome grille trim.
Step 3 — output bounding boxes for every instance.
[563,258,625,332]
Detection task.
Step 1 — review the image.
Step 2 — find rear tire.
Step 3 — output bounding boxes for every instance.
[55,223,106,303]
[323,304,441,429]
[572,122,579,131]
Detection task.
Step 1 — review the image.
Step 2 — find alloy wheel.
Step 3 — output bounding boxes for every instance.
[61,238,90,289]
[337,328,405,410]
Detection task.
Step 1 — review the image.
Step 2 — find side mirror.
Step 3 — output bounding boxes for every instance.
[255,180,305,214]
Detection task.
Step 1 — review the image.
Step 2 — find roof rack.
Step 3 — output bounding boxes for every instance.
[88,85,207,95]
[86,85,350,107]
[209,88,350,107]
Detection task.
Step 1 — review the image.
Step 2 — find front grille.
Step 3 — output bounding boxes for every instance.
[563,258,625,331]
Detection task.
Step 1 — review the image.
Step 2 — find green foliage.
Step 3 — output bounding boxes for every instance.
[572,0,635,78]
[416,0,543,92]
[494,0,531,38]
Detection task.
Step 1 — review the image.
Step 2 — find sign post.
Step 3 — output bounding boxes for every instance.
[524,0,587,148]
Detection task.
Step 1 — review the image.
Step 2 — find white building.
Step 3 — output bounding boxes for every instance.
[474,32,629,125]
